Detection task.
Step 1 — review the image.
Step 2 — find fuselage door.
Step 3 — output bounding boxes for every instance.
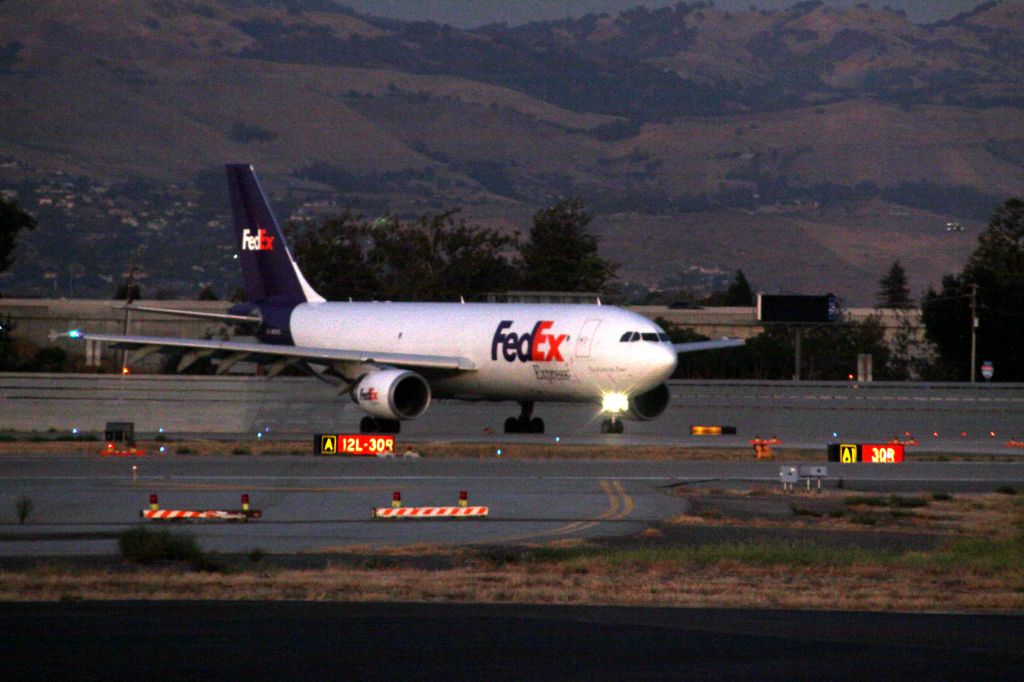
[575,318,601,358]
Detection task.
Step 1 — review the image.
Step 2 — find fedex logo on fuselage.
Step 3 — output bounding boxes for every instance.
[491,320,567,363]
[241,228,275,251]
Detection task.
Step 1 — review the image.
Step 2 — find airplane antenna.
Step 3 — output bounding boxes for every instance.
[597,297,602,306]
[460,296,465,304]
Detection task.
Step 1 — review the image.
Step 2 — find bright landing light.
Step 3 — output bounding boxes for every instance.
[601,392,630,414]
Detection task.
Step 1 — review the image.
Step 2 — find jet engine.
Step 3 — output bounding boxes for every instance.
[627,383,670,421]
[352,369,431,420]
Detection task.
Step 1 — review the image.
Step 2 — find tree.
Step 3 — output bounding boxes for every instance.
[371,209,519,301]
[288,209,519,302]
[0,196,36,275]
[518,198,618,293]
[920,274,970,380]
[700,270,754,306]
[722,269,755,306]
[921,198,1024,380]
[287,211,381,301]
[876,260,913,309]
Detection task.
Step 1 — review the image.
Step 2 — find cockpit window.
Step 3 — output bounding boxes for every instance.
[631,332,641,342]
[641,332,659,341]
[658,332,670,342]
[619,332,632,342]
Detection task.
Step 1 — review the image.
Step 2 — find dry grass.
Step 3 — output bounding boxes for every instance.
[2,551,1021,610]
[1,493,1020,609]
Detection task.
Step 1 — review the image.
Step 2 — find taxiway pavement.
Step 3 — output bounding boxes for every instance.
[3,455,1024,556]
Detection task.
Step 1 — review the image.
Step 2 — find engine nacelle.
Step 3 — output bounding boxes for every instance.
[627,383,670,421]
[352,369,431,420]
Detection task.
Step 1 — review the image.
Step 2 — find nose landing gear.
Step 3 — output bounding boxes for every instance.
[504,401,545,434]
[600,417,624,434]
[360,416,401,433]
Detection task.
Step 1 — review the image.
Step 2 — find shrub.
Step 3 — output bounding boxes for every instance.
[932,492,953,501]
[175,447,195,454]
[850,514,878,525]
[995,486,1017,496]
[118,527,201,564]
[231,447,251,455]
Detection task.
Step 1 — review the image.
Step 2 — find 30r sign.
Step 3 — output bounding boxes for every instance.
[829,443,904,463]
[862,444,904,463]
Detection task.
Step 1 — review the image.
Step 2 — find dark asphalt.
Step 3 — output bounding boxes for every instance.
[1,602,1021,680]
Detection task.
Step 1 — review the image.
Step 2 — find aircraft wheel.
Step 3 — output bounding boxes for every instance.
[600,419,610,434]
[530,417,544,434]
[613,420,624,434]
[504,417,519,434]
[359,416,375,433]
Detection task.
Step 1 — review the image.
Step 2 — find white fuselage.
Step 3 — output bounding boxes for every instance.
[289,302,678,403]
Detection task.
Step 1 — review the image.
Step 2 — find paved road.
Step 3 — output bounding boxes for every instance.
[3,375,1023,452]
[3,455,1024,555]
[2,602,1021,680]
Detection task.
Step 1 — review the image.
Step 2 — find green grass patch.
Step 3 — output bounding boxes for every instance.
[904,537,1024,573]
[790,506,823,518]
[890,495,929,508]
[849,514,878,525]
[844,496,887,507]
[890,509,915,519]
[827,509,846,519]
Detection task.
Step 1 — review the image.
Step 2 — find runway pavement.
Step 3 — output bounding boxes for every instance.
[3,455,1024,556]
[3,375,1023,453]
[2,602,1022,679]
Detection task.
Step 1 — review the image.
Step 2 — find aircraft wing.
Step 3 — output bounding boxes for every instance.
[674,337,745,354]
[113,304,262,324]
[65,332,476,372]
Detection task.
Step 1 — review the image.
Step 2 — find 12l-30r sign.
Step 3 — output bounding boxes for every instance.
[315,434,395,455]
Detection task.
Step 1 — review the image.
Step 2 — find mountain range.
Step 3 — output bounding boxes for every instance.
[0,0,1022,304]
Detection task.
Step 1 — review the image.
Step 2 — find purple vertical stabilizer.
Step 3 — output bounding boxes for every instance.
[226,164,312,305]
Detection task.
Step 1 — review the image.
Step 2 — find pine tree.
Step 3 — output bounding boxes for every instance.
[723,269,754,306]
[876,260,913,309]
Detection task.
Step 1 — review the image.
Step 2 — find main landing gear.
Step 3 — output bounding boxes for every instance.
[504,401,545,434]
[360,416,401,434]
[600,417,624,434]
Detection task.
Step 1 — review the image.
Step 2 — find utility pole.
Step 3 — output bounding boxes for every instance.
[969,283,978,383]
[793,327,802,381]
[121,258,136,374]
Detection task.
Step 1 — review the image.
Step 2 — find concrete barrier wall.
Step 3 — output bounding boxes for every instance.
[0,373,342,435]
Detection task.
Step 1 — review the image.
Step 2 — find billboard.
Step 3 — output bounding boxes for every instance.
[757,294,838,323]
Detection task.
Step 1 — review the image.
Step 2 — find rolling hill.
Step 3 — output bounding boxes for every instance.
[0,0,1021,304]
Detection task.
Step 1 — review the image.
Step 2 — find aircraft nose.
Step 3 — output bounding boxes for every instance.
[651,343,678,381]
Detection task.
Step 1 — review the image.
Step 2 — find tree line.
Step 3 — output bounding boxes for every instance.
[284,198,617,302]
[3,192,1023,380]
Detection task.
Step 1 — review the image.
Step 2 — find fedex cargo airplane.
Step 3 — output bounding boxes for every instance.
[69,165,742,434]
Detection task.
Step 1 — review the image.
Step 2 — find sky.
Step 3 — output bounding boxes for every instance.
[337,1,1005,27]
